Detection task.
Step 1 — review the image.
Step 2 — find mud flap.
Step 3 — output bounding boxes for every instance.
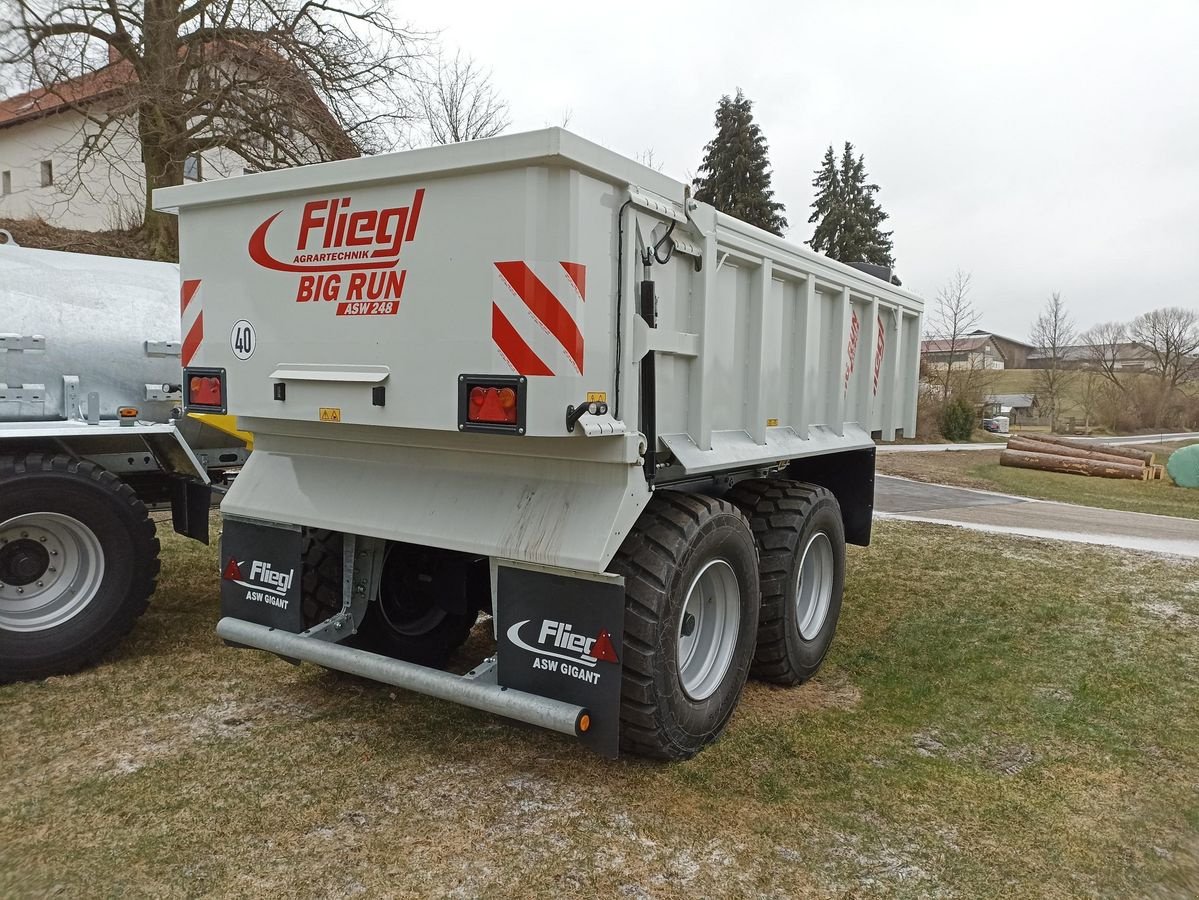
[219,518,304,633]
[496,563,625,758]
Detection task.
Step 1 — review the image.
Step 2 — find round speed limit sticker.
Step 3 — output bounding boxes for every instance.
[230,319,256,360]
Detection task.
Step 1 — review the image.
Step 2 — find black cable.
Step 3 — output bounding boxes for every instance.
[652,219,676,264]
[614,199,632,419]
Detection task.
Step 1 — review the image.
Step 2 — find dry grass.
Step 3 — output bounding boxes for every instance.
[877,442,1199,519]
[2,520,1199,898]
[0,216,158,260]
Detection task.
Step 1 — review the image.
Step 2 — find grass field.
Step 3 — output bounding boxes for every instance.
[3,520,1198,897]
[878,441,1199,520]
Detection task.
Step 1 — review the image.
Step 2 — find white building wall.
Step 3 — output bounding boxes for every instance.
[0,108,257,231]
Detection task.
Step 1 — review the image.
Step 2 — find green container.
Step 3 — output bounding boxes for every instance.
[1165,444,1199,489]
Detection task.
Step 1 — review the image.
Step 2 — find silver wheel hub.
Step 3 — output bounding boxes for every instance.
[677,559,741,701]
[796,532,834,641]
[0,513,105,632]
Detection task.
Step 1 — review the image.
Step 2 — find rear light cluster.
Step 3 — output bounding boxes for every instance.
[458,375,525,434]
[184,368,226,413]
[469,386,518,425]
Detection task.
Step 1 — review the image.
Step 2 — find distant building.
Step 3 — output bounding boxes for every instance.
[921,330,1035,371]
[984,393,1037,419]
[0,48,351,230]
[1026,342,1157,372]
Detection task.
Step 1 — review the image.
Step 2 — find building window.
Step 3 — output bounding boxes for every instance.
[40,160,53,187]
[1,171,10,196]
[184,154,202,182]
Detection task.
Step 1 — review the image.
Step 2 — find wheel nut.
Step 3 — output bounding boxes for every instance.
[681,612,696,637]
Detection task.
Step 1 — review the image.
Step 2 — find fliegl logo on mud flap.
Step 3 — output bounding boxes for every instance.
[221,557,294,610]
[505,618,620,685]
[247,188,425,317]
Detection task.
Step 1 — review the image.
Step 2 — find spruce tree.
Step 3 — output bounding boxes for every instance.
[692,90,788,236]
[807,141,895,267]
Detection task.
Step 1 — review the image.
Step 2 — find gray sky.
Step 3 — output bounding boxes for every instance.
[429,0,1199,340]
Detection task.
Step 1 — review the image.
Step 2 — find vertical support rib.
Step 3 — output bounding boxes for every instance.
[792,275,818,439]
[831,286,852,437]
[686,206,718,451]
[747,258,776,445]
[903,311,920,438]
[857,296,880,432]
[885,309,905,441]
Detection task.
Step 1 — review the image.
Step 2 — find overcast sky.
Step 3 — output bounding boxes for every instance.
[427,0,1198,340]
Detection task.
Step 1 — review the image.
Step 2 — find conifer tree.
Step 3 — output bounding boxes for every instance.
[692,90,787,236]
[807,142,895,267]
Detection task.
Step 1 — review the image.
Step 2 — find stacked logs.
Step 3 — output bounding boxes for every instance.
[1000,434,1160,481]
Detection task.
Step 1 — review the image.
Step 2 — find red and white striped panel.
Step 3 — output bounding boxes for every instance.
[872,316,886,396]
[180,278,203,367]
[492,261,585,377]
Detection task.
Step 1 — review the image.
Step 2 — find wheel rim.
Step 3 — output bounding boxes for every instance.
[677,559,741,701]
[0,513,105,632]
[796,532,834,641]
[376,546,449,637]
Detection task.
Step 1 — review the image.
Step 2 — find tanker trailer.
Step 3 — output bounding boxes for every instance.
[0,230,249,681]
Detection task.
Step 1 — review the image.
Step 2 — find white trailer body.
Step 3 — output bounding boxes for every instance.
[156,129,923,758]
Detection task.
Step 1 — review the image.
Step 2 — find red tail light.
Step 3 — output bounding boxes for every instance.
[184,367,226,412]
[468,386,518,425]
[458,375,525,434]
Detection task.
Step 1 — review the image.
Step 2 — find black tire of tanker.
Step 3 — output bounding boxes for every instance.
[300,530,476,669]
[724,478,846,685]
[607,492,760,760]
[0,454,160,682]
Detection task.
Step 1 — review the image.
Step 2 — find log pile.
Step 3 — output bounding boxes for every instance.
[1000,434,1160,481]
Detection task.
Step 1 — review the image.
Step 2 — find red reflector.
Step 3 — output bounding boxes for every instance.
[468,385,518,424]
[189,375,222,407]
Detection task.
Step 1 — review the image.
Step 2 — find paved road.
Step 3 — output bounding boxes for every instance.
[877,432,1199,454]
[874,475,1199,558]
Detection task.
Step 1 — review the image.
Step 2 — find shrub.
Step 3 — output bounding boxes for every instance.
[940,397,976,442]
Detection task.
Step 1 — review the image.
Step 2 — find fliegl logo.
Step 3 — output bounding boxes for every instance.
[247,188,425,317]
[222,557,294,610]
[506,618,620,685]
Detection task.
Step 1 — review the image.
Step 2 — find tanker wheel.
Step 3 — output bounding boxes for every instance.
[300,532,476,669]
[725,478,845,685]
[0,454,160,682]
[608,491,760,760]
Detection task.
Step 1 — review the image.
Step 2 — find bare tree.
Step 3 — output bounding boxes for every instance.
[1130,306,1199,427]
[1076,369,1102,433]
[1029,291,1075,432]
[634,148,664,171]
[1,0,427,258]
[1079,320,1130,392]
[413,51,508,146]
[926,269,982,403]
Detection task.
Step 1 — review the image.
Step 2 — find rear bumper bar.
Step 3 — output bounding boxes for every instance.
[216,617,589,738]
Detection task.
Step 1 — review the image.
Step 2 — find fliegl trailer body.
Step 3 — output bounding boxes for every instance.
[154,128,923,759]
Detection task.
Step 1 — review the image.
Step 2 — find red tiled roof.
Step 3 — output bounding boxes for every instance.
[0,60,135,129]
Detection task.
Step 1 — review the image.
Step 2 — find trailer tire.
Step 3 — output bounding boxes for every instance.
[0,454,159,682]
[725,478,845,685]
[300,532,476,668]
[608,492,759,759]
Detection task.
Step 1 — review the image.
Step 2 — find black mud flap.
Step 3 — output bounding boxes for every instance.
[219,519,304,633]
[171,476,213,544]
[496,564,625,758]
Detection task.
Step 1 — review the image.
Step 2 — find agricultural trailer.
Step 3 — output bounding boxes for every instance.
[0,233,249,681]
[154,128,923,758]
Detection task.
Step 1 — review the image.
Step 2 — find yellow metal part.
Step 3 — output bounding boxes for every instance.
[189,413,254,450]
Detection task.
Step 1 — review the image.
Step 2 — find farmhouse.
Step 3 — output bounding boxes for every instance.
[0,48,351,230]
